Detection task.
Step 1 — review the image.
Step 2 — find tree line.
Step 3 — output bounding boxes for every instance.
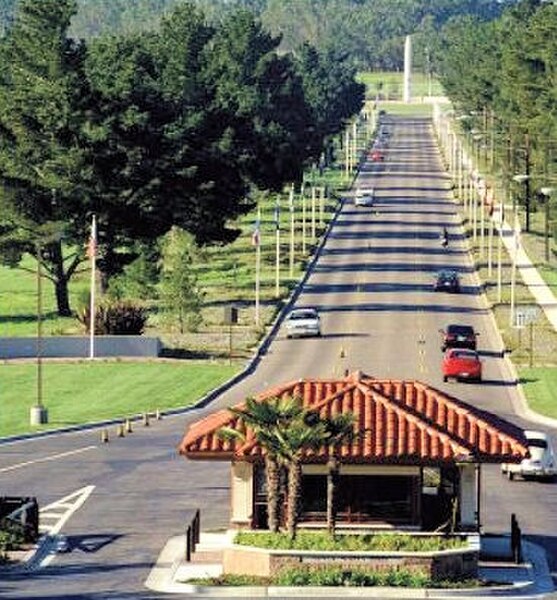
[0,0,513,70]
[435,0,557,233]
[0,0,364,316]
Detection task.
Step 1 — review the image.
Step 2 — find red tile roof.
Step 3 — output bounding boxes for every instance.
[179,372,528,464]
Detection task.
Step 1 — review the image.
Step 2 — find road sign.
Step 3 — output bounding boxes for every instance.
[514,306,540,329]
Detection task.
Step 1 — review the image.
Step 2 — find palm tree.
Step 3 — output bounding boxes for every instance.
[321,414,355,537]
[273,414,329,541]
[219,395,303,533]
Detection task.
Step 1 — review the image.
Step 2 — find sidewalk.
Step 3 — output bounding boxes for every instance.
[499,220,557,332]
[143,531,555,598]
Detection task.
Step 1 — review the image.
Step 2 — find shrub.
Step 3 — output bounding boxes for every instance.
[234,531,466,552]
[275,566,431,587]
[77,300,148,335]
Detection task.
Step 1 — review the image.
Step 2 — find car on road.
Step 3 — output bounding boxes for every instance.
[501,431,557,481]
[370,149,384,162]
[55,535,71,553]
[434,270,461,293]
[285,308,321,338]
[354,188,375,207]
[440,324,478,351]
[442,349,482,382]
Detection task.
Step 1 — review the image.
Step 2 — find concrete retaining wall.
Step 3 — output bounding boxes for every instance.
[0,336,161,359]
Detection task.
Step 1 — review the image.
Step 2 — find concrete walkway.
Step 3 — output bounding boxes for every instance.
[499,220,557,332]
[143,531,555,598]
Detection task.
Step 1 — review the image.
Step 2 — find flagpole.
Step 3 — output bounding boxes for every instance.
[89,214,97,359]
[255,207,261,327]
[289,184,295,278]
[311,185,316,240]
[275,196,280,298]
[509,214,520,327]
[302,185,307,255]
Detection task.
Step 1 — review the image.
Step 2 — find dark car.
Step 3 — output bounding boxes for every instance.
[434,270,460,293]
[440,324,478,352]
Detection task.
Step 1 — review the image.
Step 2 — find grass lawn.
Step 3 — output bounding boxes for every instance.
[358,71,445,98]
[518,367,557,419]
[0,361,238,438]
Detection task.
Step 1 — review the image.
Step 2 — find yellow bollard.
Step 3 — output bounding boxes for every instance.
[143,413,150,427]
[125,418,133,434]
[101,429,109,443]
[116,424,125,438]
[155,409,162,421]
[339,346,346,359]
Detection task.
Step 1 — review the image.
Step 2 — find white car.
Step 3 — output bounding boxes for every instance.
[285,308,321,338]
[501,430,556,480]
[354,188,375,207]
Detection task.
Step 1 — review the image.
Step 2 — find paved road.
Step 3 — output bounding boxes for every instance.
[1,113,556,599]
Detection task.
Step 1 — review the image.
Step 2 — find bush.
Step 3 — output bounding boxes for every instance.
[275,566,431,587]
[77,300,148,335]
[234,531,466,552]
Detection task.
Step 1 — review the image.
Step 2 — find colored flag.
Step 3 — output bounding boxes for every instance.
[251,212,260,247]
[87,215,97,259]
[274,199,280,231]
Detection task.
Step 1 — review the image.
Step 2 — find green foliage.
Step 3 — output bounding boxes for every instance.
[77,300,148,335]
[0,523,24,563]
[108,245,160,301]
[158,227,204,333]
[234,531,467,552]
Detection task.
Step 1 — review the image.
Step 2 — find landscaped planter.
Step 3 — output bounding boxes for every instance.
[223,536,479,581]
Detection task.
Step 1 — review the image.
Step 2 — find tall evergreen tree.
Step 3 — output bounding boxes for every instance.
[0,0,89,315]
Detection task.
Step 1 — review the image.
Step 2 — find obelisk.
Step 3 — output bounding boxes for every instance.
[403,35,412,103]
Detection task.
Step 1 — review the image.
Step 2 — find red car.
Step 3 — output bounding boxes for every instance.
[371,149,384,162]
[442,349,482,383]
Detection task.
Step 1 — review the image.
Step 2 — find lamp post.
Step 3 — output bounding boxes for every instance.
[539,187,554,263]
[509,174,529,327]
[30,240,48,425]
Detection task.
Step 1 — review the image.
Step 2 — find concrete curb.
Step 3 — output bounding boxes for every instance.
[144,535,553,599]
[0,183,351,447]
[451,198,557,430]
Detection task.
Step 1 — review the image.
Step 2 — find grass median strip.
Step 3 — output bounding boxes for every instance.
[0,361,238,438]
[518,367,557,419]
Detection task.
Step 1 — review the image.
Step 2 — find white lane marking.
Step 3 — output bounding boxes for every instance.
[40,485,95,536]
[0,445,97,474]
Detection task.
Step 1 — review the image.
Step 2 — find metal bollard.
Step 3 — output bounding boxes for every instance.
[125,419,133,434]
[143,413,150,427]
[116,424,125,438]
[100,429,109,443]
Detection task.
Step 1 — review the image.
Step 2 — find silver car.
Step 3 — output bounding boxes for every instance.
[354,187,375,207]
[285,308,321,338]
[501,431,556,480]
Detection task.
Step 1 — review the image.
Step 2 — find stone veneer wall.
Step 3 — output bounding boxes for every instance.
[223,545,478,580]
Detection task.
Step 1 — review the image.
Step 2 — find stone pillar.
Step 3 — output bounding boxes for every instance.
[459,463,478,530]
[403,35,412,103]
[230,461,253,529]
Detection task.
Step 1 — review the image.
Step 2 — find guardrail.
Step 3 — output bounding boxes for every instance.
[185,509,200,562]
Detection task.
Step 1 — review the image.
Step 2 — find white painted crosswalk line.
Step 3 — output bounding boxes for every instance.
[40,485,95,536]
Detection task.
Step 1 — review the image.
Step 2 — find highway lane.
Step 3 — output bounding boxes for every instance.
[1,113,556,598]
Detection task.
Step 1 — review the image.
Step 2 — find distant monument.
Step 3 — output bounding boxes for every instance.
[403,35,412,103]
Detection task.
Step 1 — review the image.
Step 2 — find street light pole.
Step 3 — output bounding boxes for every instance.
[509,174,529,327]
[540,187,554,263]
[30,241,48,426]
